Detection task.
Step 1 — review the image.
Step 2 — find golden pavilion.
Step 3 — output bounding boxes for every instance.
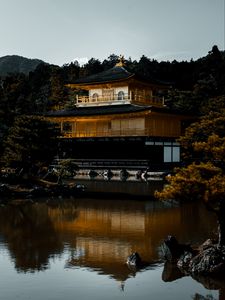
[47,58,192,167]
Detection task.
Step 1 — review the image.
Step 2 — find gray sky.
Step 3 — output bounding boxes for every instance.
[0,0,224,65]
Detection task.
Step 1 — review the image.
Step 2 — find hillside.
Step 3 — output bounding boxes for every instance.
[0,55,45,76]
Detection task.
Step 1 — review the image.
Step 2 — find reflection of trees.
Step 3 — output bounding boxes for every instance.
[0,202,63,272]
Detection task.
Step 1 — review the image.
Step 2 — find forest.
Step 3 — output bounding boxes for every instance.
[0,45,224,166]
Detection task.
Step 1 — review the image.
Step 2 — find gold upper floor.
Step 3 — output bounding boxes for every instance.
[75,92,164,107]
[67,76,167,108]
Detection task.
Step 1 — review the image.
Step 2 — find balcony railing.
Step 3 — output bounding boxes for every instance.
[76,93,164,107]
[61,128,152,138]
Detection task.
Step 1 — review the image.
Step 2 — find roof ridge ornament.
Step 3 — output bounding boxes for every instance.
[115,55,125,67]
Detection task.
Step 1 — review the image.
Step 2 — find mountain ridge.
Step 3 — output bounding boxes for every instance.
[0,55,46,76]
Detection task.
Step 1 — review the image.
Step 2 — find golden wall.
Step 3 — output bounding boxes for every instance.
[50,111,183,138]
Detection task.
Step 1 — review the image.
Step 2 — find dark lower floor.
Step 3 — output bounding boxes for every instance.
[57,136,180,167]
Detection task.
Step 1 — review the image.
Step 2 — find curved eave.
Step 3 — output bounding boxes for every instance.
[66,74,135,89]
[66,75,169,91]
[46,104,152,118]
[128,77,168,89]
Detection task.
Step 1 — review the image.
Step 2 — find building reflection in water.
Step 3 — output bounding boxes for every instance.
[0,197,217,287]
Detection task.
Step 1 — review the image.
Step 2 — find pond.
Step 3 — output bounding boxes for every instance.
[0,180,222,300]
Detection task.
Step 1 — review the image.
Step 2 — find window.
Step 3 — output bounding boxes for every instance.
[118,91,125,100]
[102,89,114,100]
[163,145,180,162]
[92,93,99,101]
[164,147,172,162]
[173,147,180,162]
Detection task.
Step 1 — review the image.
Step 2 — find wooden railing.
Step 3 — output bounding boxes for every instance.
[61,128,152,138]
[76,93,164,107]
[76,93,131,106]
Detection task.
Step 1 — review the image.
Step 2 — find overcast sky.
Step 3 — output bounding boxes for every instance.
[0,0,224,65]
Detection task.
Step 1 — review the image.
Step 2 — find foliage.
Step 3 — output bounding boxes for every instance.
[155,111,225,245]
[155,162,225,206]
[179,110,225,162]
[156,110,225,203]
[2,116,59,174]
[49,67,68,110]
[165,90,200,113]
[201,95,225,115]
[102,54,120,70]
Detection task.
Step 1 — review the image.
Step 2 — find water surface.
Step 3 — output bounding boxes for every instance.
[0,184,222,300]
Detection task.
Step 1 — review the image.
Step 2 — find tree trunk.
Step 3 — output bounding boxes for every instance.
[217,200,225,246]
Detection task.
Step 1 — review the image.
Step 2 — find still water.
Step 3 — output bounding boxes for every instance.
[0,180,222,300]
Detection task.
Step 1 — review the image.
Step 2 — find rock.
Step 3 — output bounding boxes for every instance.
[161,237,225,291]
[126,252,142,267]
[162,237,225,277]
[189,245,225,275]
[198,239,215,251]
[177,251,194,272]
[161,235,193,261]
[162,261,184,282]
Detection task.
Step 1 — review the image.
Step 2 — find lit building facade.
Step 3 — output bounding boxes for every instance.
[47,59,192,167]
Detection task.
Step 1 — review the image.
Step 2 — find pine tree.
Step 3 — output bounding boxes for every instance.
[2,116,59,175]
[156,111,225,246]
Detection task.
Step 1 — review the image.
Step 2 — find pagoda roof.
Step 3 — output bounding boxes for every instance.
[68,65,170,88]
[69,66,134,85]
[47,104,151,117]
[46,104,185,118]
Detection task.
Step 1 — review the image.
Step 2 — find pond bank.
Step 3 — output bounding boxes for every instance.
[0,180,157,203]
[161,236,225,289]
[0,180,86,202]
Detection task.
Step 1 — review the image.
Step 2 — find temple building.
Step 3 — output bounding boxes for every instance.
[47,58,192,168]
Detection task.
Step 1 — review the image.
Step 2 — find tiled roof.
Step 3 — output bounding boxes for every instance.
[47,104,151,117]
[70,66,134,85]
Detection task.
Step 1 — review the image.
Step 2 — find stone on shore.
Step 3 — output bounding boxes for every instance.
[161,236,225,277]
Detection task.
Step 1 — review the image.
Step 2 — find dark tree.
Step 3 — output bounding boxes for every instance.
[81,58,103,77]
[2,116,59,175]
[156,111,225,246]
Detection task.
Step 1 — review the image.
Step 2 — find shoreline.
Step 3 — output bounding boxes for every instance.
[0,181,156,203]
